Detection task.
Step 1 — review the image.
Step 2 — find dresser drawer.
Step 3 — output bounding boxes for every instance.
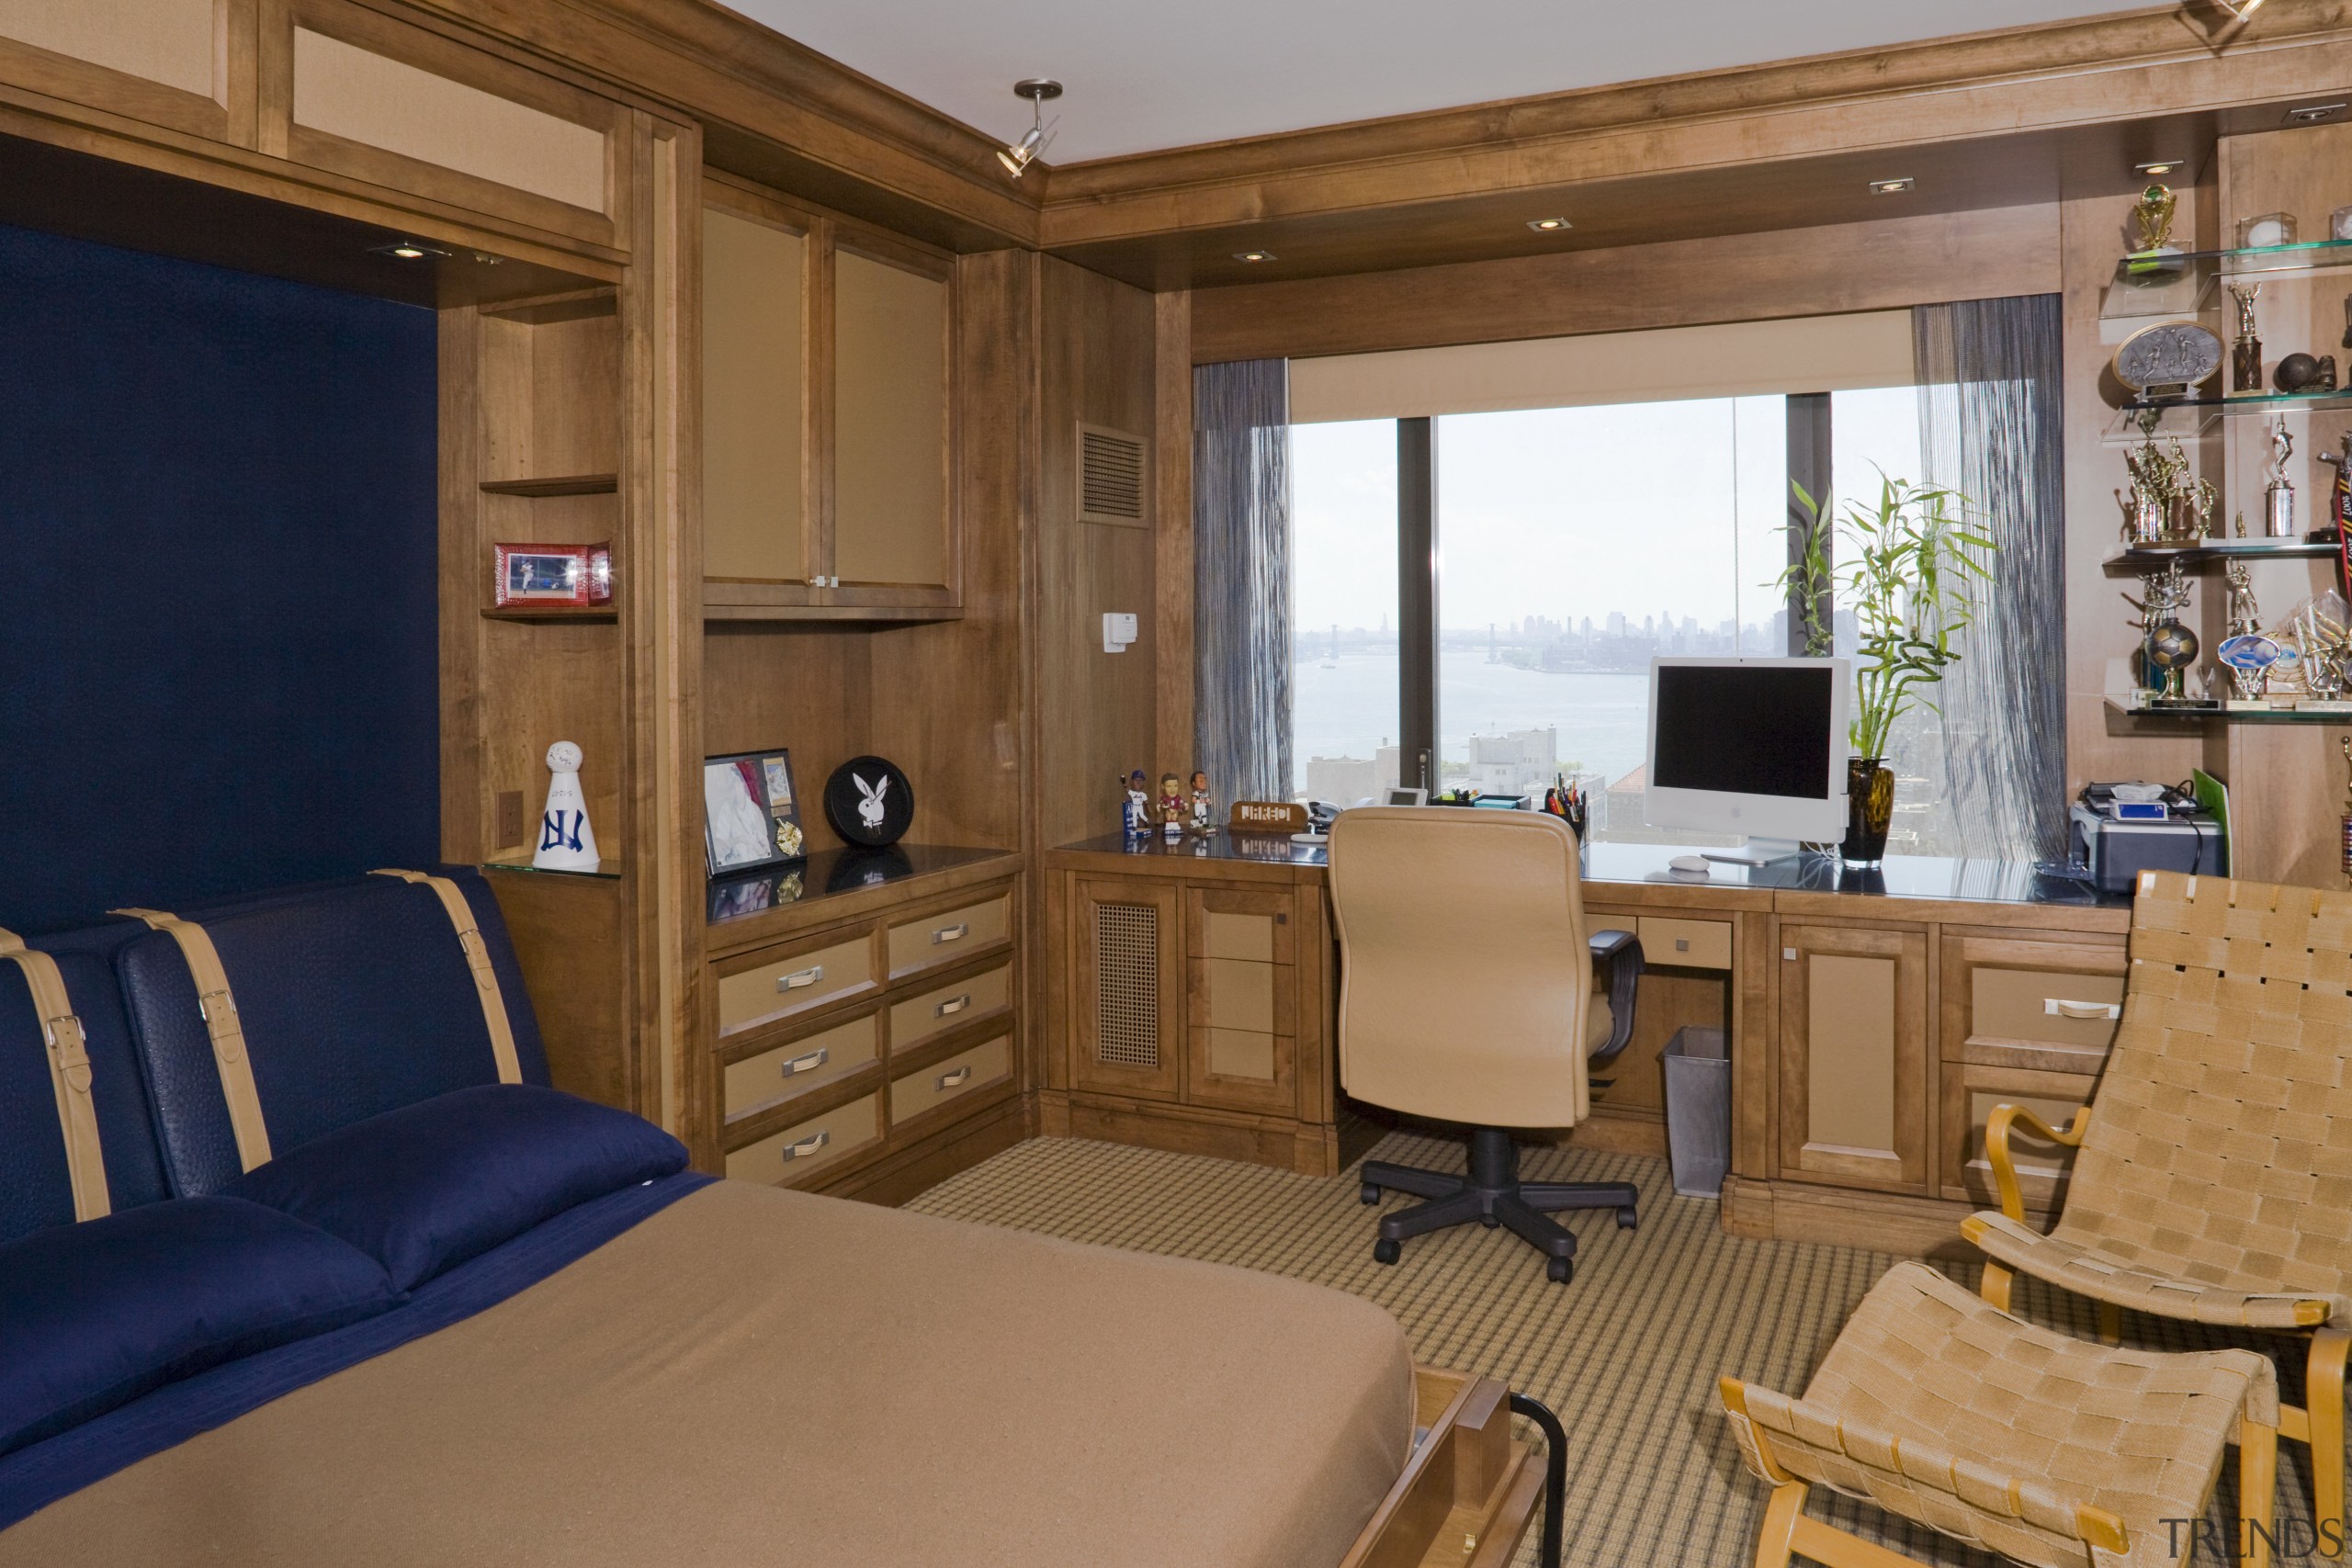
[725,1093,879,1185]
[890,961,1012,1052]
[723,1012,878,1123]
[1638,916,1732,970]
[888,892,1011,977]
[890,1034,1012,1126]
[717,933,874,1035]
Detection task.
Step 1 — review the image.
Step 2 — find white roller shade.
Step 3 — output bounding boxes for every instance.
[1288,310,1916,424]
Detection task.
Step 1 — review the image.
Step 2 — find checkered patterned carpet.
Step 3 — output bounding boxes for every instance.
[909,1133,2300,1568]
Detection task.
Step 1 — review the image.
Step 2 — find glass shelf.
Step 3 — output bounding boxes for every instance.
[483,855,623,880]
[2107,694,2352,724]
[2105,237,2352,321]
[2104,538,2341,570]
[2120,388,2352,415]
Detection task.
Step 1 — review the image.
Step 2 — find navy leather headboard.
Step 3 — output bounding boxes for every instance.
[115,870,548,1196]
[0,949,169,1243]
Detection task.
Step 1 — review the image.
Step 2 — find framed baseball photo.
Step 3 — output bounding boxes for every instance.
[703,749,807,876]
[493,542,614,607]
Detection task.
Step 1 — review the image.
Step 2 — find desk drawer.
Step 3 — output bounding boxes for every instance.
[1973,968,2125,1051]
[890,961,1012,1052]
[888,892,1011,977]
[724,1012,877,1123]
[891,1034,1012,1126]
[726,1092,879,1185]
[718,933,873,1035]
[1638,917,1732,970]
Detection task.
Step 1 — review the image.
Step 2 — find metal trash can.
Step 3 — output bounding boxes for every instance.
[1663,1026,1731,1199]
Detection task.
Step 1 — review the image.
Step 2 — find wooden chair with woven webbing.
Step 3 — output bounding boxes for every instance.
[1962,869,2352,1536]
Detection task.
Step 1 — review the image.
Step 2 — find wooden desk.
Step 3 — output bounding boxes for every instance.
[1044,832,2132,1254]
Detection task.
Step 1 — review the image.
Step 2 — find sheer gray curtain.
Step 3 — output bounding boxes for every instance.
[1912,294,2066,861]
[1193,358,1293,804]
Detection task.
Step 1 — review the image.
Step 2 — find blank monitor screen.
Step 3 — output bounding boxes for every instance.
[1652,664,1835,799]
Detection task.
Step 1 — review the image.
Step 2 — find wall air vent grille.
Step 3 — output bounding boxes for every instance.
[1076,423,1147,526]
[1094,903,1160,1066]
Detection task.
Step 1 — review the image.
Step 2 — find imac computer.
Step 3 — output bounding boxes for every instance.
[1644,657,1851,866]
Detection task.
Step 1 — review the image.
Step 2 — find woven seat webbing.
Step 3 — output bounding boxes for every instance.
[111,908,272,1171]
[369,871,522,1084]
[0,926,109,1219]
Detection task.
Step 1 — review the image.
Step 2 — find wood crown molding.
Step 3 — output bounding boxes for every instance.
[1035,3,2352,239]
[404,0,1043,248]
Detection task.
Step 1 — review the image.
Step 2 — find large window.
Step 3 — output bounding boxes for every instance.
[1287,386,1946,850]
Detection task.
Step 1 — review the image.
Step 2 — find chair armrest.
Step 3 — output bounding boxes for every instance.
[1984,1101,2090,1224]
[1588,931,1643,1066]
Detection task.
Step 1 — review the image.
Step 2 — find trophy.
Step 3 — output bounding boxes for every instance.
[2229,282,2263,392]
[2131,184,2178,254]
[2321,430,2352,537]
[2341,738,2352,878]
[532,741,600,872]
[2132,561,2204,705]
[2267,416,2297,537]
[2221,563,2268,704]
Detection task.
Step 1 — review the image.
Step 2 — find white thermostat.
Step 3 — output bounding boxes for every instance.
[1102,612,1138,653]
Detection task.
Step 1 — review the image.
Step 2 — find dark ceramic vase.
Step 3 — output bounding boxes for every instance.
[1840,756,1894,863]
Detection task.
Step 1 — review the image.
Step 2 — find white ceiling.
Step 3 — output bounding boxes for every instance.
[721,1,2144,164]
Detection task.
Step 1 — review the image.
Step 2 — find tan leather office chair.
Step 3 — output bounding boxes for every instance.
[1328,807,1643,1284]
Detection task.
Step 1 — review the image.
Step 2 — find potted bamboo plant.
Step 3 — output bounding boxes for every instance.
[1779,473,1993,862]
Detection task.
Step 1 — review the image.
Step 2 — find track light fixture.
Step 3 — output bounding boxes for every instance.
[998,79,1061,180]
[2211,0,2267,17]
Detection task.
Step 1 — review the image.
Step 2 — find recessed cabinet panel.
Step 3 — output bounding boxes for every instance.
[291,26,606,213]
[1,0,214,96]
[1806,954,1896,1154]
[832,248,948,590]
[1778,923,1929,1193]
[703,206,806,583]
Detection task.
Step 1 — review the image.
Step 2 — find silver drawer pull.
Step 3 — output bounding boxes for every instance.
[935,1066,972,1090]
[2045,998,2120,1021]
[778,964,824,992]
[780,1129,831,1161]
[935,994,972,1019]
[932,922,969,944]
[781,1047,830,1077]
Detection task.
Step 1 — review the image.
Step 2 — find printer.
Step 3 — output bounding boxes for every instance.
[2065,783,2224,894]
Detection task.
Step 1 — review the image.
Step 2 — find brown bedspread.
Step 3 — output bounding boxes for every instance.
[1,1179,1415,1567]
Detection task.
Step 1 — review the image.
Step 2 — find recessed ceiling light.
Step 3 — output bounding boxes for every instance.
[371,242,451,261]
[1868,177,1916,197]
[1233,251,1276,264]
[1526,217,1572,233]
[2288,102,2346,126]
[2134,160,2185,177]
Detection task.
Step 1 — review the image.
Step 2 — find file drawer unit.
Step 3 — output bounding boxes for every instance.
[699,851,1022,1202]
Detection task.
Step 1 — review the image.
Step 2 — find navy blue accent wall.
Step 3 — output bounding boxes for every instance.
[0,223,438,929]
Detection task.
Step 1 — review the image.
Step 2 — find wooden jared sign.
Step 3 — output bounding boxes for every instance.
[1228,800,1308,833]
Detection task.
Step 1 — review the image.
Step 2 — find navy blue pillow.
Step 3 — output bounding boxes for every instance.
[225,1084,687,1292]
[0,1197,395,1455]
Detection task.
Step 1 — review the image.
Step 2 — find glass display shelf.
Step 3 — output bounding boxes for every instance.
[482,855,623,880]
[2119,387,2352,416]
[2107,694,2352,724]
[2104,538,2341,570]
[2104,237,2352,321]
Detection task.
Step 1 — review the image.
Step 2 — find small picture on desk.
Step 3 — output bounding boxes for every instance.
[1383,787,1428,807]
[703,749,807,876]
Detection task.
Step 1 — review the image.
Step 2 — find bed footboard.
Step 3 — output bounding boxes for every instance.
[1338,1367,1554,1568]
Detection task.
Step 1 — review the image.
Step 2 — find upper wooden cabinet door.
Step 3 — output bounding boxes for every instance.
[269,0,623,252]
[1776,921,1930,1195]
[702,196,814,607]
[0,0,250,142]
[828,237,955,607]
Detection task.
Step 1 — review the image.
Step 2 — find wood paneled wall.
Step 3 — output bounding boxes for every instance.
[1035,257,1159,846]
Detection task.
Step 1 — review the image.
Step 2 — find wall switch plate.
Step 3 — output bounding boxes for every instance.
[496,790,526,848]
[1102,611,1138,653]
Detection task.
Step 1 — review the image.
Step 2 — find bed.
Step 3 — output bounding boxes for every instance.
[0,871,1549,1567]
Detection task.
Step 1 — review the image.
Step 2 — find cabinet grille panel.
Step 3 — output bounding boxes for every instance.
[1076,423,1146,525]
[1094,903,1160,1067]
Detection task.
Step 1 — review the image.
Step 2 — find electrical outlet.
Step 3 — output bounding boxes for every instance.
[496,790,526,849]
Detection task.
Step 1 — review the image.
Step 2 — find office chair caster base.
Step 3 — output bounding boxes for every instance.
[1546,1256,1573,1284]
[1373,1237,1401,1266]
[1480,1214,1498,1228]
[1616,1208,1638,1230]
[1360,1182,1380,1205]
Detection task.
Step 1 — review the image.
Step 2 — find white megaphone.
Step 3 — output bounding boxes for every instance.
[532,740,601,871]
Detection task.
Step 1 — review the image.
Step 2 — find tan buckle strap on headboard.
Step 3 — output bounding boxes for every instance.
[0,926,110,1220]
[111,908,273,1172]
[370,871,522,1085]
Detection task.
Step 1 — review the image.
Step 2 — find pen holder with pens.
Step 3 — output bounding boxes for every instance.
[1542,779,1587,840]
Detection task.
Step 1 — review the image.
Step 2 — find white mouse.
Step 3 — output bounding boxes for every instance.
[1668,854,1712,877]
